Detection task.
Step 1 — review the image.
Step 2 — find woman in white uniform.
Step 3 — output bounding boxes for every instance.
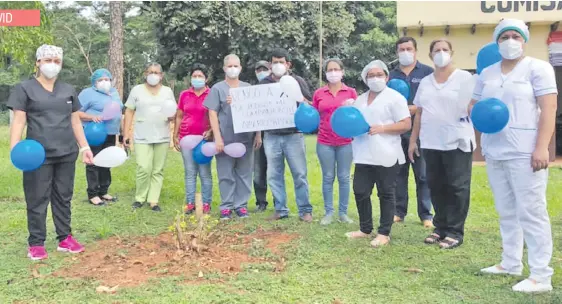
[409,39,475,249]
[469,19,558,293]
[345,60,411,247]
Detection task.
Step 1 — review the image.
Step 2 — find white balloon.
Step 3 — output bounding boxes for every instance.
[93,146,128,168]
[161,99,177,118]
[279,75,304,102]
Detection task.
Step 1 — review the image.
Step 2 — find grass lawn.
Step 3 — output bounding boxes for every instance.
[0,125,561,304]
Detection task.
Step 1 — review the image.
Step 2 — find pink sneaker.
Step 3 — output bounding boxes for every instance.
[28,246,48,260]
[57,235,85,253]
[203,203,211,214]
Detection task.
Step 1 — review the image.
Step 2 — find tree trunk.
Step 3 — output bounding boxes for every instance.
[108,1,124,100]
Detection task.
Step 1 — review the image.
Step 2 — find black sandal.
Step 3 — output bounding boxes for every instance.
[101,195,117,202]
[89,197,105,206]
[439,238,462,249]
[424,233,442,244]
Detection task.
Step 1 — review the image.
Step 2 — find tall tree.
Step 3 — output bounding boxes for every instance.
[48,2,109,89]
[146,1,355,89]
[109,1,124,99]
[343,1,398,91]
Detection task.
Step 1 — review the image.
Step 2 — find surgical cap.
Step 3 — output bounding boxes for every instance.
[361,60,389,83]
[36,44,63,60]
[493,18,529,43]
[91,68,113,86]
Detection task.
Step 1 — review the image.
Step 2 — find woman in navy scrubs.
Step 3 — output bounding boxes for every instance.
[8,45,94,260]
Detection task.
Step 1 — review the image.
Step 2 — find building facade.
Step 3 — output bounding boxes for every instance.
[397,1,562,161]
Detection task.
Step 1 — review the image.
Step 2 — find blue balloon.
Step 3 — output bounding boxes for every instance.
[471,98,510,134]
[388,79,410,100]
[476,42,502,74]
[11,139,46,172]
[192,140,213,165]
[330,106,370,138]
[84,123,108,146]
[294,103,320,133]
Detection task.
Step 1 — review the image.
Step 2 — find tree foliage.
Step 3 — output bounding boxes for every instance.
[146,1,397,91]
[0,1,53,72]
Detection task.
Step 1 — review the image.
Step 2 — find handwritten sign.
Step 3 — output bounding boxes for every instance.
[230,83,296,134]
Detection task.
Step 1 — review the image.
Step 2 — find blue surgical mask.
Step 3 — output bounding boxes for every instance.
[256,71,270,81]
[191,78,205,89]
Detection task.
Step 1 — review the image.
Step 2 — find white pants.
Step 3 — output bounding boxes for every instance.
[486,158,553,283]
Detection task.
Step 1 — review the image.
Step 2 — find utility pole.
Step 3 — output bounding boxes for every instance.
[318,0,323,88]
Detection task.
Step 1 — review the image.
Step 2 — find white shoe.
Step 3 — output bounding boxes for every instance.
[512,279,552,293]
[480,265,522,276]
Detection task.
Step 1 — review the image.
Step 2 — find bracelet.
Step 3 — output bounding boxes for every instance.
[79,146,91,153]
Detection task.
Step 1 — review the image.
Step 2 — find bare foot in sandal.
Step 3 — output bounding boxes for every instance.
[439,237,462,249]
[101,194,115,201]
[370,234,390,248]
[345,231,370,239]
[89,196,105,206]
[424,233,442,244]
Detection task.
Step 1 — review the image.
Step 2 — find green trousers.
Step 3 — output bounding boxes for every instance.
[134,143,169,203]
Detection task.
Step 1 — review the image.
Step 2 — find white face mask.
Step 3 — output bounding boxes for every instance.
[498,39,523,60]
[40,63,61,79]
[326,71,343,84]
[432,51,451,68]
[96,80,111,93]
[225,67,241,79]
[367,77,387,92]
[398,51,415,66]
[272,63,287,77]
[146,74,161,86]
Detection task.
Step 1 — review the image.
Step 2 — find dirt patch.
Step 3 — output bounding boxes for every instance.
[54,228,298,287]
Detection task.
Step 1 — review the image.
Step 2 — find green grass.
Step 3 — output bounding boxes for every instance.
[0,125,561,304]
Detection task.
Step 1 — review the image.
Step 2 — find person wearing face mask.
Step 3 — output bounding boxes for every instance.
[467,19,558,293]
[8,44,94,260]
[312,58,358,225]
[78,68,124,207]
[173,63,213,215]
[344,60,411,248]
[124,62,176,212]
[251,60,271,212]
[257,48,314,222]
[408,39,474,250]
[389,37,434,228]
[204,54,262,220]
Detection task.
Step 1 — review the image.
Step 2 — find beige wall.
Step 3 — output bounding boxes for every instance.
[397,1,562,70]
[397,1,562,28]
[409,24,553,70]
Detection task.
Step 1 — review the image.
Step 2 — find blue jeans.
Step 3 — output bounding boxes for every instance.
[263,133,312,217]
[181,146,212,204]
[316,143,353,216]
[395,135,433,220]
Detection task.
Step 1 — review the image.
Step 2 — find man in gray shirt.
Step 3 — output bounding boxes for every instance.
[204,54,262,220]
[259,48,313,222]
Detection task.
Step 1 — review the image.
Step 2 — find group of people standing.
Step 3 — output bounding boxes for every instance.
[7,18,556,293]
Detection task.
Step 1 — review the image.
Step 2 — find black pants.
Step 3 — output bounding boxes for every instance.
[395,135,433,220]
[423,148,472,242]
[24,159,76,246]
[253,138,268,205]
[353,163,400,236]
[86,135,116,199]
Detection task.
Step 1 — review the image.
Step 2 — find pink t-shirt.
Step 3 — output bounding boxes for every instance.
[312,84,358,146]
[177,87,210,140]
